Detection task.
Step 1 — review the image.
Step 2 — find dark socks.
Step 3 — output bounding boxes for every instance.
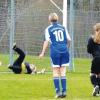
[90,74,98,87]
[97,77,100,89]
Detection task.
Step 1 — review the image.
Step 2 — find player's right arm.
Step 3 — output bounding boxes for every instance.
[39,28,50,58]
[39,41,49,58]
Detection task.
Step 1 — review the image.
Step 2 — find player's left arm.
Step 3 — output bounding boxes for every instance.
[87,36,94,54]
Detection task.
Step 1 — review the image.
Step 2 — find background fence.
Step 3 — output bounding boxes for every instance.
[0,0,100,58]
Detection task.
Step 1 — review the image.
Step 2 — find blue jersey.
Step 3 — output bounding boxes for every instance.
[45,22,70,53]
[45,22,71,67]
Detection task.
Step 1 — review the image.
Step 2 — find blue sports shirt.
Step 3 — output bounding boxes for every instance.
[45,22,71,53]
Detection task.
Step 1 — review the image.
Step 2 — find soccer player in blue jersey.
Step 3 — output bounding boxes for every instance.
[39,13,71,98]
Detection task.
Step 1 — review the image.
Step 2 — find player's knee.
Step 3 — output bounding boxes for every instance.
[53,71,60,77]
[97,74,100,78]
[60,67,66,77]
[60,71,66,77]
[90,73,97,77]
[53,68,60,77]
[53,73,59,77]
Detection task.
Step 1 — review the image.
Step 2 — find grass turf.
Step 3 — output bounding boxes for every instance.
[0,54,100,100]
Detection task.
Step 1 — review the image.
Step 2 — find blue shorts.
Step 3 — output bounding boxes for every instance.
[50,51,69,67]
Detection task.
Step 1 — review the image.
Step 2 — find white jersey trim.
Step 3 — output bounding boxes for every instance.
[51,63,69,67]
[45,25,53,41]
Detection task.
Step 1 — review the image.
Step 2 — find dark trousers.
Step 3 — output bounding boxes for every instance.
[12,47,25,74]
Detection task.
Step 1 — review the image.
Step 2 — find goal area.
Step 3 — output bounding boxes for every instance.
[0,0,100,71]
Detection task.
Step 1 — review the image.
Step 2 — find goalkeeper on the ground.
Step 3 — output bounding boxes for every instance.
[8,43,45,74]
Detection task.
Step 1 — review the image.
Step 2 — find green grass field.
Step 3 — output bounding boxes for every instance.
[0,54,100,100]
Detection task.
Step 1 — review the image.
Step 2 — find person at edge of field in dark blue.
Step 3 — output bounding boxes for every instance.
[8,43,45,74]
[87,23,100,96]
[39,13,71,98]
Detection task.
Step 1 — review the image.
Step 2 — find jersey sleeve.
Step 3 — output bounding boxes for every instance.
[87,37,94,54]
[65,29,71,41]
[44,28,50,41]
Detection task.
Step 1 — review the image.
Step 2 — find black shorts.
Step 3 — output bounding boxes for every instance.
[12,66,22,74]
[91,57,100,74]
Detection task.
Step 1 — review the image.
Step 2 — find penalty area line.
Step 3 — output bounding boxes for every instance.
[0,71,52,74]
[0,71,13,74]
[0,78,52,81]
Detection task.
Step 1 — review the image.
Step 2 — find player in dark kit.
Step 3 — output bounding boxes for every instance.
[8,43,45,74]
[87,23,100,96]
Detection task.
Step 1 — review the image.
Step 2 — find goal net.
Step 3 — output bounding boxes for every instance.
[0,0,63,54]
[0,0,100,70]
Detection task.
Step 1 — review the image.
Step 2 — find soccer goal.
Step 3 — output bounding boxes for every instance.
[0,0,100,72]
[9,0,72,69]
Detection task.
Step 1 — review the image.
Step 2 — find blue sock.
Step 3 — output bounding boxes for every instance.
[53,77,60,94]
[61,76,67,93]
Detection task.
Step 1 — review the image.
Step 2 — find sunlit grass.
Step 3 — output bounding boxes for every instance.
[0,54,100,100]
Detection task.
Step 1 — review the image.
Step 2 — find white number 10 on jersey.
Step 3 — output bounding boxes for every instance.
[53,30,64,42]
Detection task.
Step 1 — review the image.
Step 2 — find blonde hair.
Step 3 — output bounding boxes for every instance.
[93,23,100,44]
[49,13,59,22]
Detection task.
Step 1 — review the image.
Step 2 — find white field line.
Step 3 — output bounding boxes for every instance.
[0,71,13,74]
[0,78,52,81]
[0,71,52,74]
[0,71,53,81]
